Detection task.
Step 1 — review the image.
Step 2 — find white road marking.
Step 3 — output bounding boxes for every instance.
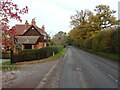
[108,74,119,84]
[115,80,118,83]
[77,68,82,71]
[35,60,59,88]
[95,64,98,67]
[41,78,47,82]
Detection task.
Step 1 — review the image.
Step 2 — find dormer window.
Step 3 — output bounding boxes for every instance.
[32,27,34,29]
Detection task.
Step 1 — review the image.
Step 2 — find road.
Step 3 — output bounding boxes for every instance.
[2,46,119,88]
[59,46,119,88]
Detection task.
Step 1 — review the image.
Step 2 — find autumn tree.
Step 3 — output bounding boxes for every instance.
[68,28,81,46]
[69,4,119,47]
[69,10,94,46]
[94,5,118,29]
[0,0,28,51]
[70,10,93,28]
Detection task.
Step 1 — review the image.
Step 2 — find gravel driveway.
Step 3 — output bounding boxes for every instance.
[2,60,58,88]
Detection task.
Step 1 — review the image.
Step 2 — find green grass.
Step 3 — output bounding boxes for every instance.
[95,52,119,61]
[35,47,67,63]
[47,47,67,61]
[1,61,21,70]
[1,65,20,70]
[81,48,119,62]
[2,61,11,65]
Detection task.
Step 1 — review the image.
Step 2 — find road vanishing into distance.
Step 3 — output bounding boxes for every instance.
[2,46,119,88]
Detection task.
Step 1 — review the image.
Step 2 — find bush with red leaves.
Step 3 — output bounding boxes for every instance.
[0,0,28,51]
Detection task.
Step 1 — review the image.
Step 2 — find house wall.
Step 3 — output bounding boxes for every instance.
[32,45,35,49]
[22,45,24,50]
[35,42,44,49]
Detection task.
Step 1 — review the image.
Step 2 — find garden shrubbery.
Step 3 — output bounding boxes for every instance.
[12,45,64,63]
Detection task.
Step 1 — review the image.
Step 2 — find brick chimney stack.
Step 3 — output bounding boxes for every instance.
[31,18,36,26]
[25,20,29,30]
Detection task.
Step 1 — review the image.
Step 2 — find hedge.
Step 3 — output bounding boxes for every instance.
[92,31,106,52]
[83,38,93,49]
[99,29,114,53]
[110,27,120,54]
[2,51,10,59]
[12,45,64,63]
[82,27,119,54]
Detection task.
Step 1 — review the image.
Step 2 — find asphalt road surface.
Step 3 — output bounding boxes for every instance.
[59,46,119,88]
[2,46,119,88]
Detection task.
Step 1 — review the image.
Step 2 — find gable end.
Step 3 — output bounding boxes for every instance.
[23,25,43,36]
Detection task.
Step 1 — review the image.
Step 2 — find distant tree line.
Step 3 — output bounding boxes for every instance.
[51,31,68,45]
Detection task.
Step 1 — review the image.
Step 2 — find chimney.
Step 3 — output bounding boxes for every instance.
[42,25,45,31]
[25,20,29,30]
[31,18,36,26]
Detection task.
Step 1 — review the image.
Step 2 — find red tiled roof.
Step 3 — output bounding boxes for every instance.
[14,24,30,35]
[35,26,47,35]
[13,24,47,36]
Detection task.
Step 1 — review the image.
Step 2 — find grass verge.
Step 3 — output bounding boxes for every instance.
[1,65,20,70]
[79,47,119,62]
[46,47,67,61]
[0,61,21,70]
[93,52,119,62]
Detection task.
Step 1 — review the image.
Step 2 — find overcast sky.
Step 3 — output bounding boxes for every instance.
[11,0,119,36]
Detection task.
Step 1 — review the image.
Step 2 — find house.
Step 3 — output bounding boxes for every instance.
[13,19,50,50]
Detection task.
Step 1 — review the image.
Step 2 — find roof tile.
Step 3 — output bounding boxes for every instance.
[17,36,40,44]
